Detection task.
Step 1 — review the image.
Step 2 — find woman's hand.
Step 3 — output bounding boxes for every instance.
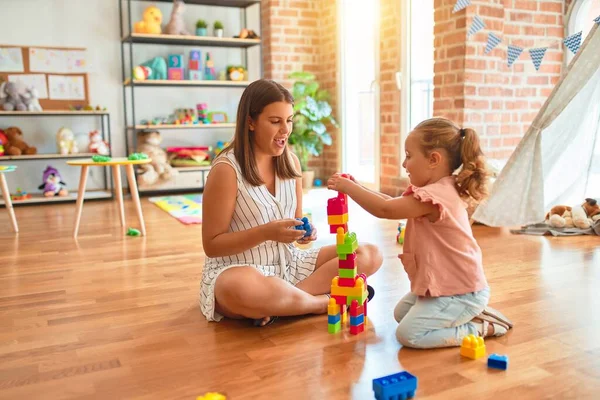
[262,219,306,243]
[296,224,317,244]
[327,173,356,194]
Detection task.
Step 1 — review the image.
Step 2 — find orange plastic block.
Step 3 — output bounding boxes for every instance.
[460,334,486,359]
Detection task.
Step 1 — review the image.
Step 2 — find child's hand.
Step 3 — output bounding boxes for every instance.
[263,219,306,243]
[296,224,317,244]
[327,173,355,193]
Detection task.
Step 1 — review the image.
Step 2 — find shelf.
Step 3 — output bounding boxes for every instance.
[128,123,235,130]
[1,190,112,206]
[0,111,108,116]
[123,33,260,48]
[130,0,260,7]
[172,166,211,172]
[0,153,100,161]
[124,79,251,88]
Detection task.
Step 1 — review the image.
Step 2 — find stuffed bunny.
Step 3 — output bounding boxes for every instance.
[165,0,190,35]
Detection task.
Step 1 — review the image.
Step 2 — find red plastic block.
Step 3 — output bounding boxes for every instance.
[338,277,355,287]
[339,253,357,269]
[349,323,365,335]
[331,294,347,306]
[349,299,364,316]
[329,223,348,234]
[327,193,348,215]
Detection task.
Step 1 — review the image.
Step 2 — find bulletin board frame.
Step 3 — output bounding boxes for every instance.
[0,44,89,110]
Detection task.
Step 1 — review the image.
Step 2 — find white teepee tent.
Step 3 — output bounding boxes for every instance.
[473,23,600,227]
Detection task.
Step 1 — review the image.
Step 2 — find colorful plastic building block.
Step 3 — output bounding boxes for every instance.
[336,232,358,256]
[168,68,184,80]
[294,216,312,237]
[488,354,508,370]
[126,227,141,236]
[196,393,226,400]
[396,221,406,244]
[189,50,201,70]
[373,371,417,400]
[168,54,184,68]
[92,155,112,162]
[189,69,203,80]
[460,334,486,359]
[128,152,148,160]
[327,193,348,215]
[327,213,348,225]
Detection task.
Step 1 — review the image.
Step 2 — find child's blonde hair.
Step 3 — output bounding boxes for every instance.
[413,117,489,201]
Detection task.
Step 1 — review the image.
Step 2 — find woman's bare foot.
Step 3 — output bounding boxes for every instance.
[253,294,330,327]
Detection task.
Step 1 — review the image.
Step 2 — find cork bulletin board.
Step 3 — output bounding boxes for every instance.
[0,45,89,110]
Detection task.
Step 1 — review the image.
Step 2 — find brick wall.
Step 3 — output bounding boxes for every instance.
[434,0,567,160]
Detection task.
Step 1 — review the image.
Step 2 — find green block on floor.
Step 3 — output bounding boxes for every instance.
[338,267,357,279]
[328,320,341,334]
[347,292,368,307]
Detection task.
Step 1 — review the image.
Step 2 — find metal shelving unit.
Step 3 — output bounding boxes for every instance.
[119,0,262,194]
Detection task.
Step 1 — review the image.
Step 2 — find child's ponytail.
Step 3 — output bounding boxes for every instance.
[455,128,489,201]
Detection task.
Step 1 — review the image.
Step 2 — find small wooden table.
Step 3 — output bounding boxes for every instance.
[66,158,152,238]
[0,165,18,233]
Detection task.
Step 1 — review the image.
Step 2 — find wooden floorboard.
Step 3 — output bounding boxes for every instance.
[0,188,599,399]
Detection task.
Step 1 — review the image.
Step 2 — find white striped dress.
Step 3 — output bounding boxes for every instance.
[200,151,320,322]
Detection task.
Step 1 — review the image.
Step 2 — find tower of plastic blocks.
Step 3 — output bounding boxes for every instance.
[327,174,368,335]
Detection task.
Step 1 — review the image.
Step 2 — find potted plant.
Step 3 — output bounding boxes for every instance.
[288,71,338,189]
[196,19,207,36]
[213,21,224,38]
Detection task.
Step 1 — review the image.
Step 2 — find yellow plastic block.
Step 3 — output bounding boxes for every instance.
[331,276,367,298]
[460,334,486,359]
[328,213,348,225]
[336,227,345,245]
[327,298,340,315]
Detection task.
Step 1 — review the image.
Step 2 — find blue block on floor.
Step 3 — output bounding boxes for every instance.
[373,371,417,400]
[350,314,364,326]
[488,354,508,370]
[328,314,341,325]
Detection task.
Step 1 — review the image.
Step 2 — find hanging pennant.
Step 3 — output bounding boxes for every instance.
[529,47,547,71]
[468,15,485,37]
[507,45,523,67]
[485,32,501,54]
[452,0,471,13]
[563,31,582,55]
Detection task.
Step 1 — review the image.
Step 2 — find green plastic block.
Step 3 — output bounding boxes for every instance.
[92,155,112,162]
[347,293,368,307]
[126,227,141,236]
[338,267,357,279]
[328,320,341,334]
[128,152,149,160]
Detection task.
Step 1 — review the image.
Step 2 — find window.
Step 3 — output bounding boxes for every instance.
[566,0,600,64]
[409,0,434,130]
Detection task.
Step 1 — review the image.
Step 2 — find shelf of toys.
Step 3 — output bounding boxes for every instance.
[119,0,261,194]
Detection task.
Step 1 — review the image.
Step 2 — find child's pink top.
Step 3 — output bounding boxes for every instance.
[399,176,488,297]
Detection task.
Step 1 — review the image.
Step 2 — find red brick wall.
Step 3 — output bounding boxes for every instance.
[434,0,567,160]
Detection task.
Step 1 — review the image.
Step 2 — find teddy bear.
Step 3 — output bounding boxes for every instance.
[546,198,600,229]
[56,127,78,155]
[165,0,190,35]
[0,82,27,111]
[38,165,68,197]
[134,6,163,34]
[135,129,178,186]
[4,127,37,156]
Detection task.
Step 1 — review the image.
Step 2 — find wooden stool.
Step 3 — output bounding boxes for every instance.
[0,165,18,233]
[66,158,152,238]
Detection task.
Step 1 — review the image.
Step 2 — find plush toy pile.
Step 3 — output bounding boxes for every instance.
[545,198,600,229]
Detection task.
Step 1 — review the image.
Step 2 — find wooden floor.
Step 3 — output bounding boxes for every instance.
[1,189,599,400]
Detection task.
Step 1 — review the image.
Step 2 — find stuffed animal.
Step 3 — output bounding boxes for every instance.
[88,130,110,155]
[0,129,7,156]
[56,127,78,155]
[4,127,37,156]
[546,198,600,229]
[38,166,68,197]
[139,57,167,80]
[23,87,43,111]
[0,82,27,111]
[134,6,163,34]
[136,130,178,186]
[165,0,190,35]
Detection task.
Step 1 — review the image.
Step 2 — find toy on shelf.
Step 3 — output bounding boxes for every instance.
[168,54,185,80]
[204,52,216,80]
[136,130,178,186]
[0,129,7,156]
[11,188,32,201]
[372,371,417,400]
[133,66,152,81]
[460,334,486,359]
[88,130,110,155]
[487,354,508,370]
[234,28,259,39]
[327,176,368,335]
[0,82,26,111]
[213,140,229,156]
[165,0,190,35]
[208,111,228,124]
[134,6,162,34]
[189,50,202,80]
[56,127,79,155]
[92,155,111,162]
[23,87,42,111]
[174,108,198,124]
[213,21,224,38]
[39,166,68,197]
[396,221,405,245]
[69,104,107,111]
[137,57,167,80]
[197,103,209,123]
[227,65,247,81]
[128,152,148,160]
[3,127,37,156]
[167,146,211,167]
[196,19,208,36]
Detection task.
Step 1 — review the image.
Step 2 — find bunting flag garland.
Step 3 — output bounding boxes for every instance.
[563,31,582,55]
[452,0,471,13]
[485,32,501,54]
[507,45,524,67]
[468,15,485,37]
[529,47,548,71]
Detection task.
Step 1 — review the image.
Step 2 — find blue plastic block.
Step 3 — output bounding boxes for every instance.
[328,314,341,325]
[373,371,417,400]
[294,217,312,237]
[350,314,364,326]
[488,354,508,370]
